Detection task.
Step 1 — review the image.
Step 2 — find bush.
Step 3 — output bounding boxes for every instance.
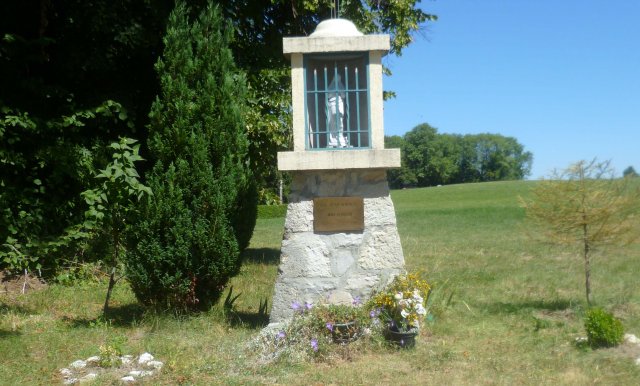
[125,2,256,311]
[584,307,624,348]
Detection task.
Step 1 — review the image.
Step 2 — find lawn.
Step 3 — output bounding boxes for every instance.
[2,181,639,385]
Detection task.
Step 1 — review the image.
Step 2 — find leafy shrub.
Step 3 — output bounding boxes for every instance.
[125,2,256,311]
[1,101,131,275]
[584,307,624,348]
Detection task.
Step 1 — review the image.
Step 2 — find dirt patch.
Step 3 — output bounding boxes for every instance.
[0,270,47,295]
[534,308,575,323]
[614,340,640,361]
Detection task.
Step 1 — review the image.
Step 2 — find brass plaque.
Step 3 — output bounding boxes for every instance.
[313,197,364,232]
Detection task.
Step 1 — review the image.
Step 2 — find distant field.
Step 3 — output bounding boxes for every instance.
[2,181,639,384]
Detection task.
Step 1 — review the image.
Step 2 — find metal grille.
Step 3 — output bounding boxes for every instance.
[304,54,369,150]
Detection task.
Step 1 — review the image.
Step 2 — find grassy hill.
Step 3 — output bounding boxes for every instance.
[2,181,639,384]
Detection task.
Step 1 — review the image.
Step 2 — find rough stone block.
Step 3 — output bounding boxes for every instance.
[283,201,314,233]
[364,196,398,227]
[357,226,404,270]
[279,234,331,278]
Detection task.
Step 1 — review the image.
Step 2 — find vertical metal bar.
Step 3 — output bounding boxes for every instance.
[334,62,340,148]
[344,65,350,143]
[314,68,320,148]
[324,66,329,147]
[355,66,361,147]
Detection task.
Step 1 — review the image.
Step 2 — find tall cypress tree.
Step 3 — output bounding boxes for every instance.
[126,2,257,311]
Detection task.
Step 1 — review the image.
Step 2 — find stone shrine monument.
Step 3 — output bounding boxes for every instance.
[270,18,404,323]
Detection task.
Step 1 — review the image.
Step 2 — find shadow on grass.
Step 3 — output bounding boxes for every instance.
[66,303,146,328]
[0,302,32,315]
[226,310,270,329]
[482,299,575,314]
[0,329,21,338]
[242,248,280,265]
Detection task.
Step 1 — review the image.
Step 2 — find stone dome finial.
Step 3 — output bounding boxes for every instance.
[310,18,363,37]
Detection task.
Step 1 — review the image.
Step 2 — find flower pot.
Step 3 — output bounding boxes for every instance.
[385,326,418,349]
[332,321,359,343]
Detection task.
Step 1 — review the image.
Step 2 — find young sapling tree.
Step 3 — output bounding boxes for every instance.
[82,137,151,316]
[521,159,639,305]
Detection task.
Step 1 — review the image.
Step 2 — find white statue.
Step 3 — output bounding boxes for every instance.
[326,74,349,148]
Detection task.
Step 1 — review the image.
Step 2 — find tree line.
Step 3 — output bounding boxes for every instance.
[386,123,533,188]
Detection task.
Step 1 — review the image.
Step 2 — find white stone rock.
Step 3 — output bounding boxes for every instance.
[60,368,73,377]
[79,373,97,383]
[624,333,640,344]
[63,378,78,385]
[138,352,154,365]
[345,274,380,294]
[121,355,133,365]
[130,370,153,377]
[283,201,313,233]
[635,357,640,366]
[85,356,100,365]
[575,337,588,343]
[326,290,353,305]
[70,360,87,369]
[357,226,404,269]
[121,376,136,383]
[279,235,332,278]
[364,196,398,227]
[146,360,164,370]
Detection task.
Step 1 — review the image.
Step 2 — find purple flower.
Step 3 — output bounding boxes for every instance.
[326,322,333,332]
[304,301,313,311]
[310,338,318,352]
[277,331,286,340]
[352,296,361,306]
[291,301,301,312]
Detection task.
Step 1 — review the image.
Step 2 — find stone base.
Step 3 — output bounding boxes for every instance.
[269,169,405,323]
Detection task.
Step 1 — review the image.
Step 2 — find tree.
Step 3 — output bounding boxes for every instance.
[471,134,532,181]
[125,2,257,311]
[397,123,532,187]
[385,135,416,189]
[623,166,638,178]
[0,0,165,273]
[521,159,639,305]
[82,138,151,316]
[403,123,439,186]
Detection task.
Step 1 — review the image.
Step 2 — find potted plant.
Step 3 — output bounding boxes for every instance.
[370,272,431,348]
[311,302,367,343]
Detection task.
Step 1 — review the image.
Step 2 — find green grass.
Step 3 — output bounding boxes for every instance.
[2,181,639,385]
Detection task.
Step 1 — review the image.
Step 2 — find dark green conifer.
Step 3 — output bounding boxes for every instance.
[126,2,256,310]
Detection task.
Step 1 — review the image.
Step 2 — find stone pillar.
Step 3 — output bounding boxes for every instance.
[269,169,404,323]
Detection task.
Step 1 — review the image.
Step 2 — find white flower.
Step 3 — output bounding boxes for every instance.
[394,292,403,300]
[401,309,410,318]
[412,289,423,303]
[415,304,427,315]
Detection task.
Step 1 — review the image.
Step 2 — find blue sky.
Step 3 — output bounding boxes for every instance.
[382,0,639,179]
